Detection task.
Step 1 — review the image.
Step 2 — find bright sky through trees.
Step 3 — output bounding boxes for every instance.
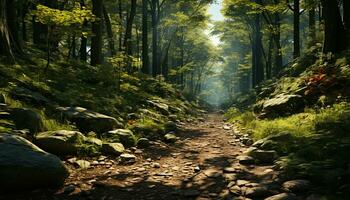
[207,0,224,46]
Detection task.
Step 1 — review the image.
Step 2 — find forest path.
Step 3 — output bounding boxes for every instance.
[2,114,280,200]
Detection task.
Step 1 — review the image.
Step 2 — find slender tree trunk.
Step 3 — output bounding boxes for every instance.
[79,0,87,62]
[124,0,136,56]
[308,6,316,46]
[266,34,273,79]
[91,0,103,66]
[0,0,14,62]
[273,11,283,75]
[151,0,159,77]
[141,0,150,74]
[321,0,346,54]
[103,5,116,56]
[118,0,123,51]
[293,0,300,58]
[252,0,264,87]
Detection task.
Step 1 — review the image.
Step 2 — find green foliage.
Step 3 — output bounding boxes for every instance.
[34,4,95,27]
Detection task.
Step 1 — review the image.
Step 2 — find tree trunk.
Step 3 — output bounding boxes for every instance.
[273,10,283,75]
[91,0,103,66]
[322,0,346,54]
[79,0,87,62]
[293,0,300,58]
[0,0,14,62]
[151,0,159,77]
[141,0,150,74]
[343,0,350,48]
[266,34,273,79]
[103,5,116,56]
[118,0,123,51]
[6,0,22,53]
[124,0,137,56]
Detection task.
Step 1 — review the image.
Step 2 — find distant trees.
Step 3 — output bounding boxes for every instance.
[0,0,13,61]
[91,0,103,66]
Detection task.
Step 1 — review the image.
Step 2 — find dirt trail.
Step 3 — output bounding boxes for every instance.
[1,114,279,200]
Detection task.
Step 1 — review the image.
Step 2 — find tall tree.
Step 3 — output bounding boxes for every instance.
[151,0,159,77]
[79,0,87,62]
[142,0,150,74]
[103,5,116,56]
[287,0,301,58]
[6,0,22,54]
[252,0,264,86]
[91,0,103,66]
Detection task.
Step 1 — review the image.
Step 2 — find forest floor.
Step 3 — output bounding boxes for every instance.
[0,113,287,200]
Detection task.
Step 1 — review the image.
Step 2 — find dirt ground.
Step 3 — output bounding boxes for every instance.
[0,114,280,200]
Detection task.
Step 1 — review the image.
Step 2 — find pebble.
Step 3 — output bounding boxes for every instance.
[152,162,161,168]
[64,185,76,194]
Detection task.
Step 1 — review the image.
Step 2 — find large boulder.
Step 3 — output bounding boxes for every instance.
[35,130,87,155]
[246,147,278,163]
[257,94,304,118]
[10,108,44,134]
[103,129,136,147]
[57,107,123,134]
[0,134,69,190]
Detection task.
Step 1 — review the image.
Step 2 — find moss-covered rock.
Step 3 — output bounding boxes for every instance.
[57,107,123,134]
[10,108,44,135]
[102,143,125,155]
[35,130,86,155]
[257,94,304,118]
[103,129,136,147]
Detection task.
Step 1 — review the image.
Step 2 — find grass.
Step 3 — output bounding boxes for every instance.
[226,103,350,140]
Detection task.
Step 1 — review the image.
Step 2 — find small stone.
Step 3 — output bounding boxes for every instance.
[152,162,161,168]
[223,167,236,173]
[204,169,222,178]
[172,166,180,171]
[137,138,150,148]
[265,193,298,200]
[92,161,99,165]
[194,166,201,172]
[75,160,91,169]
[237,180,250,186]
[223,125,231,130]
[229,185,241,195]
[227,181,236,188]
[134,149,143,154]
[237,155,255,165]
[64,185,76,194]
[224,173,238,182]
[67,157,77,164]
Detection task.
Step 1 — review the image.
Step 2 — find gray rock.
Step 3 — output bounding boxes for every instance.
[0,134,69,190]
[57,107,123,134]
[238,155,255,165]
[10,108,44,134]
[102,143,125,156]
[247,149,278,163]
[119,153,136,164]
[282,180,311,193]
[265,193,298,200]
[35,130,86,155]
[105,129,135,147]
[137,138,150,148]
[259,94,304,118]
[164,133,178,143]
[241,137,254,146]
